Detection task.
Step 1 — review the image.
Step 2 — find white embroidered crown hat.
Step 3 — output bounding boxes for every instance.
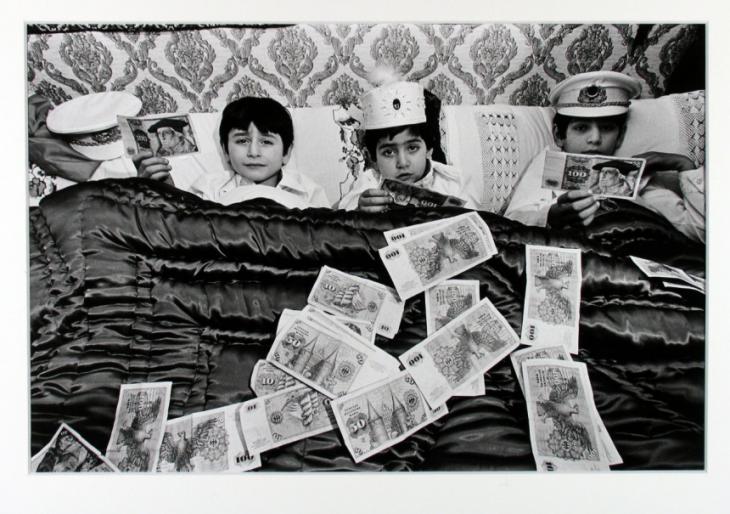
[46,91,142,160]
[550,71,642,118]
[361,68,426,130]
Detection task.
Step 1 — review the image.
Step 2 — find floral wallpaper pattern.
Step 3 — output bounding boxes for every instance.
[27,23,700,112]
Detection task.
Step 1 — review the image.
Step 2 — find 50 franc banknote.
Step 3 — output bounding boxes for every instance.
[332,370,447,463]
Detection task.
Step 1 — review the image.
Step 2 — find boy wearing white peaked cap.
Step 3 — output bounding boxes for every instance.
[504,71,704,243]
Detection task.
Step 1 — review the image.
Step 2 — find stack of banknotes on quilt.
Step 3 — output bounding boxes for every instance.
[37,210,702,472]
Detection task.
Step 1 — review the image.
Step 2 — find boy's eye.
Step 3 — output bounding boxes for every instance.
[407,144,421,152]
[380,148,394,157]
[572,124,588,132]
[599,123,618,132]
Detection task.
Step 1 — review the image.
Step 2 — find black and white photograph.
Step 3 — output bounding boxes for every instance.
[4,1,729,513]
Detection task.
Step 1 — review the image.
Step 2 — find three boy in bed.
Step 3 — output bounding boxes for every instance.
[69,68,702,242]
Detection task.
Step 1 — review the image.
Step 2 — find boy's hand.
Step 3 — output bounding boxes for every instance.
[633,151,695,173]
[132,151,172,182]
[547,190,599,228]
[358,188,394,213]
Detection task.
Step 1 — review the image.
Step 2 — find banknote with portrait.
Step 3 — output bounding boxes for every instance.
[521,245,582,354]
[541,150,645,199]
[400,297,519,408]
[105,382,172,472]
[522,359,610,471]
[119,113,200,158]
[332,370,448,463]
[381,178,466,208]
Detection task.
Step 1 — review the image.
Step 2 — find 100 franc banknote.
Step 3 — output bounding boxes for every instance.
[521,245,582,354]
[156,405,261,473]
[522,359,609,471]
[332,370,447,463]
[400,297,520,408]
[379,213,497,300]
[105,382,172,472]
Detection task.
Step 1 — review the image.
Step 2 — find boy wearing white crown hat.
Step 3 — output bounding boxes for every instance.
[338,74,478,211]
[504,71,704,243]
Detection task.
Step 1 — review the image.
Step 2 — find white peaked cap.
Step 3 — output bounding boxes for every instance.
[47,91,142,160]
[549,71,642,118]
[361,81,426,130]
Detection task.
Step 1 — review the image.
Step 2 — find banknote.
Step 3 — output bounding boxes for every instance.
[425,279,481,335]
[105,382,172,472]
[381,178,466,208]
[301,305,376,344]
[521,245,582,354]
[32,423,119,472]
[425,279,484,397]
[522,359,609,471]
[400,297,520,408]
[382,217,450,245]
[630,256,702,291]
[308,266,404,338]
[510,347,622,466]
[510,344,571,394]
[332,370,448,463]
[156,406,261,473]
[118,113,200,158]
[251,359,301,396]
[237,384,336,453]
[379,212,497,300]
[662,281,705,294]
[541,150,645,199]
[266,313,398,399]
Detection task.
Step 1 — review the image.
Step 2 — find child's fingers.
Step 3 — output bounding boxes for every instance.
[360,204,389,213]
[139,163,172,177]
[581,213,596,226]
[362,188,392,199]
[567,195,597,212]
[577,201,600,220]
[131,150,154,164]
[557,190,593,203]
[148,171,171,182]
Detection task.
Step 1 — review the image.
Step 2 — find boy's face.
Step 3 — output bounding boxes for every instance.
[372,128,432,183]
[224,122,291,186]
[555,118,624,156]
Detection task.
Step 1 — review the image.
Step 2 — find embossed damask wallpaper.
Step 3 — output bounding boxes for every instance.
[27,23,702,113]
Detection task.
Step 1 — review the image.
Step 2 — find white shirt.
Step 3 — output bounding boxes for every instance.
[337,159,479,210]
[504,146,706,242]
[187,167,331,208]
[89,153,330,209]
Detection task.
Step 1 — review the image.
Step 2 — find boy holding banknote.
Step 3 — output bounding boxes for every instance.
[504,71,705,242]
[134,97,330,208]
[338,73,479,211]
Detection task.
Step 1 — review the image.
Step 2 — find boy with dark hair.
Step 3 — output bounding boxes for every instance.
[135,96,329,208]
[504,71,704,242]
[338,79,478,211]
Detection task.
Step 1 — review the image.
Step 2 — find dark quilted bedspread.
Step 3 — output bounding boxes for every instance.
[28,179,706,471]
